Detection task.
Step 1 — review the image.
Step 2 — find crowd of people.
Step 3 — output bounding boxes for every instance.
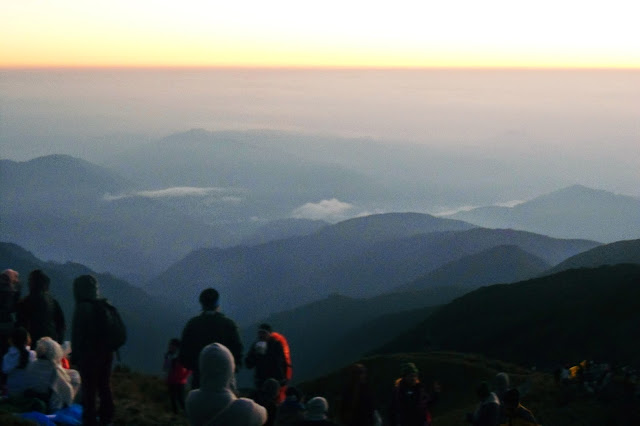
[0,268,123,425]
[0,269,562,426]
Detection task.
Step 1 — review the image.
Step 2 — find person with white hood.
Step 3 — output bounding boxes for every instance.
[23,336,81,413]
[186,343,267,426]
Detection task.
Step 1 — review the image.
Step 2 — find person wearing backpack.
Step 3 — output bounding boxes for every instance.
[72,274,125,426]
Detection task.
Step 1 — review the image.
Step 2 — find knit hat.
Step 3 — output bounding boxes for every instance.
[305,396,328,421]
[400,362,419,376]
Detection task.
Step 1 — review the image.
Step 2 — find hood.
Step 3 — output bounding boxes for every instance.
[73,275,99,302]
[35,337,64,364]
[199,343,235,392]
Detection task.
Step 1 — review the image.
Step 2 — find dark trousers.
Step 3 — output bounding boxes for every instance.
[79,351,114,426]
[168,383,186,413]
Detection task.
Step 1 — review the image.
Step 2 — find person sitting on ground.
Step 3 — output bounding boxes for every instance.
[498,388,538,426]
[23,337,81,413]
[466,382,500,426]
[275,386,305,426]
[296,396,339,426]
[186,342,267,426]
[2,326,36,397]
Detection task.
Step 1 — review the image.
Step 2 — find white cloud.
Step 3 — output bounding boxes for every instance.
[104,186,236,201]
[291,198,354,222]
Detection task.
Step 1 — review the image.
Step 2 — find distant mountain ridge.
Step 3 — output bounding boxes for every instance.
[545,239,640,275]
[397,244,550,292]
[0,155,234,281]
[150,213,598,324]
[447,185,640,243]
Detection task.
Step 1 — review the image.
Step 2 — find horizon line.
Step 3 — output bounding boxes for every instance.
[3,64,640,71]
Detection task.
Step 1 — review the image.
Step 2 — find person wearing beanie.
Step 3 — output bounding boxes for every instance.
[186,343,267,426]
[390,362,439,426]
[295,396,339,425]
[180,288,243,389]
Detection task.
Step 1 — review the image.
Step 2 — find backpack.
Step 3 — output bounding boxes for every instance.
[92,299,127,352]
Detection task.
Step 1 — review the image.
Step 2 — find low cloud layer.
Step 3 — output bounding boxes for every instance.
[291,198,354,222]
[104,186,236,201]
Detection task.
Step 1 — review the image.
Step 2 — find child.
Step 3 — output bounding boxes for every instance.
[2,327,36,397]
[163,338,190,414]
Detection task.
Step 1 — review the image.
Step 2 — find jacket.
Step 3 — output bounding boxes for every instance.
[186,343,267,426]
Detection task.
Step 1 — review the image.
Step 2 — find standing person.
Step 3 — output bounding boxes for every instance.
[179,288,243,389]
[245,324,287,393]
[0,269,21,392]
[186,343,267,426]
[72,274,121,426]
[163,338,190,414]
[339,363,379,426]
[390,362,439,426]
[0,269,21,354]
[16,269,65,344]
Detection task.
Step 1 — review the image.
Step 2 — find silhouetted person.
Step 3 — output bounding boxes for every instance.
[163,338,190,414]
[466,382,500,426]
[339,363,378,426]
[498,388,538,426]
[180,288,243,389]
[16,269,65,344]
[390,362,438,426]
[254,378,280,426]
[245,323,287,393]
[71,275,116,426]
[276,386,305,426]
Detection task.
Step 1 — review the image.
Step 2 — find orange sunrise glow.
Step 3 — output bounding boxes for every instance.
[2,0,639,68]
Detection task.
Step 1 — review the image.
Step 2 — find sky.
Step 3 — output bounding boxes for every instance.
[2,0,640,68]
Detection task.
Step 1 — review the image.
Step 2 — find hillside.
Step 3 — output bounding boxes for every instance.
[150,220,598,324]
[546,239,640,275]
[377,264,640,368]
[298,351,638,426]
[448,185,640,243]
[0,155,233,281]
[398,244,550,291]
[0,242,188,373]
[241,292,437,383]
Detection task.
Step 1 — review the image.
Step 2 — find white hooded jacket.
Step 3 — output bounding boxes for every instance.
[186,343,267,426]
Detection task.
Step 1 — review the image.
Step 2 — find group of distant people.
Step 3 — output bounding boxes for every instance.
[0,268,122,426]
